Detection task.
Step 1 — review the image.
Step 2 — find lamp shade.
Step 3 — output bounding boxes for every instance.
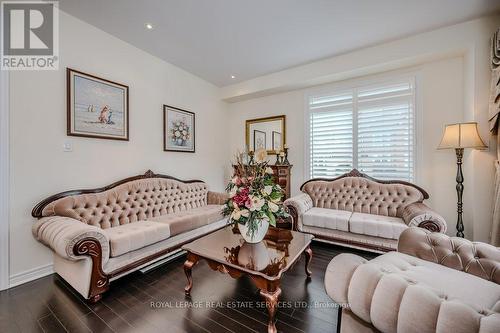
[437,122,487,149]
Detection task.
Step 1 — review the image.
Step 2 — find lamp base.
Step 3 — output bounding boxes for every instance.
[455,148,464,238]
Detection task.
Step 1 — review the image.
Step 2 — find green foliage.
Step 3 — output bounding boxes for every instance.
[222,159,289,240]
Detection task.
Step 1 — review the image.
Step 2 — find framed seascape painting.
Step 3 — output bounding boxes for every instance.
[163,105,195,153]
[253,130,266,151]
[67,68,129,140]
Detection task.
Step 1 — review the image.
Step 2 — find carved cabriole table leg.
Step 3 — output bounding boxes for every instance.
[184,252,199,295]
[304,246,313,277]
[250,276,282,333]
[260,287,282,333]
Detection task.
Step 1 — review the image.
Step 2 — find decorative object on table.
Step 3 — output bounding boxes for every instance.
[279,151,285,164]
[274,150,281,165]
[163,104,195,152]
[223,149,289,243]
[488,28,500,246]
[253,130,266,151]
[246,115,286,154]
[282,145,290,165]
[272,131,282,151]
[438,122,488,237]
[67,68,129,141]
[248,150,255,164]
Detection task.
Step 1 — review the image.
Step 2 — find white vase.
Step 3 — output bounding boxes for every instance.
[237,219,269,243]
[237,242,270,271]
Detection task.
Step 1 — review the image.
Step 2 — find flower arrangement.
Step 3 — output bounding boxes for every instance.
[171,120,190,146]
[222,149,289,242]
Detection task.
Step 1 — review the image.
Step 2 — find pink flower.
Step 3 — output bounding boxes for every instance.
[233,187,249,207]
[245,198,253,210]
[231,177,242,186]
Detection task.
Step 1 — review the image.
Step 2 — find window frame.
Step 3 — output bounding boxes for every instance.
[304,71,421,183]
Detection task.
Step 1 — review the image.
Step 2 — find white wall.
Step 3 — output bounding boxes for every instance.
[8,11,229,282]
[227,16,500,242]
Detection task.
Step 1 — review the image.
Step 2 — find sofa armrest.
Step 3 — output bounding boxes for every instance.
[32,216,110,265]
[398,227,500,283]
[207,191,228,205]
[325,253,368,305]
[284,193,313,231]
[401,202,447,233]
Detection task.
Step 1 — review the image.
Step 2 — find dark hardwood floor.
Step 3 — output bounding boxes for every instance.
[0,242,375,333]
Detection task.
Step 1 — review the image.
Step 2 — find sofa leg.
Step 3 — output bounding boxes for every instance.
[89,293,103,303]
[336,306,342,333]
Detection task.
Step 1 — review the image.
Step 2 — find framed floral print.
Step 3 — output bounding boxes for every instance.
[253,130,266,151]
[67,68,129,141]
[163,104,195,153]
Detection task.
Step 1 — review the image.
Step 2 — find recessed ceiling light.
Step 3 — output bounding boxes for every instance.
[231,75,236,79]
[145,23,154,30]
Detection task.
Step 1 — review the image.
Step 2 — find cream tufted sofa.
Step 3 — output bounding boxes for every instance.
[325,227,500,333]
[31,170,228,302]
[284,169,446,252]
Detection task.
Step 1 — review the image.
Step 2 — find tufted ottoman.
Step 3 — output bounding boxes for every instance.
[325,227,500,333]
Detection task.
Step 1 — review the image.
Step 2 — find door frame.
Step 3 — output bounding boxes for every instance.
[0,70,10,290]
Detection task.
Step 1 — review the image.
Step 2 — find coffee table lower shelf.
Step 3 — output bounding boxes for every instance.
[183,247,313,333]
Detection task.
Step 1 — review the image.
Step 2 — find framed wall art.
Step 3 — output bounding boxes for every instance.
[272,131,282,151]
[245,115,286,154]
[163,104,195,153]
[253,130,266,151]
[67,68,129,141]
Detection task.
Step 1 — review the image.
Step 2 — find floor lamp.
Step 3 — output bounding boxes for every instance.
[437,122,487,237]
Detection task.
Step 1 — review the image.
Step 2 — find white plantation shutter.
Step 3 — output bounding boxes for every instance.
[308,78,415,182]
[309,93,353,178]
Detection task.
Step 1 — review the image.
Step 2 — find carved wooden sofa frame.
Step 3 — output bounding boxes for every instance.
[32,170,228,302]
[284,169,446,253]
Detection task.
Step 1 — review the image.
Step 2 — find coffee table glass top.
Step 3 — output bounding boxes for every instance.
[182,226,313,280]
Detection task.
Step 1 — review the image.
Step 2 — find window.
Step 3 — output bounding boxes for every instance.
[307,77,415,182]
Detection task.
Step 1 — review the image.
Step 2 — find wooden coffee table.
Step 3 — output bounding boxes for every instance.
[182,226,314,333]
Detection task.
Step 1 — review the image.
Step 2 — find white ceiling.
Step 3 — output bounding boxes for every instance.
[59,0,500,87]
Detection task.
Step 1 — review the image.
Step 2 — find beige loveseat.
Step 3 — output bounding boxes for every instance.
[325,227,500,333]
[284,169,446,252]
[31,170,227,302]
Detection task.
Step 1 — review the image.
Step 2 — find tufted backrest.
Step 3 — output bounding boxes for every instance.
[398,227,500,284]
[41,178,208,229]
[302,177,424,217]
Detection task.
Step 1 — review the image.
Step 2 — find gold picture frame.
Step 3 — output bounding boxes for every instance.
[245,115,286,155]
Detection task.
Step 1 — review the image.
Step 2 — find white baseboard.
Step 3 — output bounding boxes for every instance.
[9,263,54,288]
